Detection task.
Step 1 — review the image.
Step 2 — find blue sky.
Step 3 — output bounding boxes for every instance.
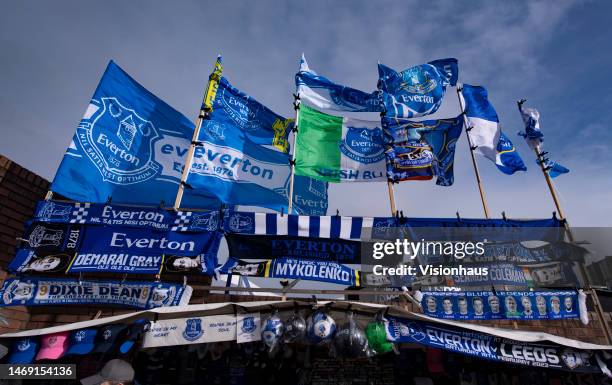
[1,0,611,226]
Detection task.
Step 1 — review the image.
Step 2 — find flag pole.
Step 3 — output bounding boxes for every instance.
[173,56,223,211]
[287,93,300,214]
[387,181,397,216]
[456,84,491,219]
[517,99,612,343]
[380,110,398,217]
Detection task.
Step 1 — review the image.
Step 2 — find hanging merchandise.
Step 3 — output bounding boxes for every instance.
[365,320,395,355]
[333,312,370,358]
[237,313,262,344]
[283,311,307,344]
[218,257,361,287]
[0,277,191,309]
[225,234,364,264]
[142,315,236,348]
[385,315,602,374]
[261,311,284,353]
[419,290,586,322]
[32,200,220,232]
[11,222,222,276]
[222,210,564,243]
[307,309,337,345]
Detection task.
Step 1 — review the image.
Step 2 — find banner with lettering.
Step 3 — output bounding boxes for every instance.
[20,223,219,256]
[33,200,220,232]
[434,241,587,265]
[446,262,580,288]
[50,60,219,209]
[0,277,192,309]
[13,224,222,275]
[384,315,602,374]
[143,314,237,348]
[9,247,220,276]
[419,290,585,321]
[226,234,363,264]
[218,257,360,286]
[222,210,564,242]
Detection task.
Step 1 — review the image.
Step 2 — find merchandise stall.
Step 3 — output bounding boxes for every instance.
[1,300,611,384]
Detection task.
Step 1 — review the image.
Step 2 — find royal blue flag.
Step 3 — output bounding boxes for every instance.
[51,61,218,208]
[378,59,458,118]
[202,76,293,153]
[187,73,327,214]
[383,116,463,185]
[541,159,570,178]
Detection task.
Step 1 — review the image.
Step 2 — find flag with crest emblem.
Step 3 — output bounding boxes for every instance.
[294,105,386,183]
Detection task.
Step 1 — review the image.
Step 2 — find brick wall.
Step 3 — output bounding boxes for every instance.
[0,154,610,346]
[0,155,49,332]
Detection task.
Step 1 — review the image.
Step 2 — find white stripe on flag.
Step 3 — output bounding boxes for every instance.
[254,213,267,235]
[298,216,309,237]
[319,216,331,238]
[340,217,352,239]
[276,215,288,235]
[361,217,374,239]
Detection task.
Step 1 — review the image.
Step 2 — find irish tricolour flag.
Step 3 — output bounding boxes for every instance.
[295,105,386,183]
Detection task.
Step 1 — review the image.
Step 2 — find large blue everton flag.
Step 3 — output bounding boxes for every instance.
[187,135,292,212]
[460,84,526,175]
[292,175,328,215]
[383,116,463,185]
[296,54,383,112]
[377,59,458,118]
[200,76,293,153]
[187,72,327,214]
[51,61,217,208]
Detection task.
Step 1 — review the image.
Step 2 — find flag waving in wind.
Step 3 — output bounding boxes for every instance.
[51,60,219,209]
[200,76,293,153]
[460,84,526,175]
[378,59,458,118]
[294,105,386,183]
[185,60,327,214]
[518,103,544,150]
[296,55,383,112]
[383,116,463,185]
[518,101,569,178]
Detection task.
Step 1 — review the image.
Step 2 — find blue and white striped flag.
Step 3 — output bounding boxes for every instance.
[222,210,369,239]
[296,55,383,112]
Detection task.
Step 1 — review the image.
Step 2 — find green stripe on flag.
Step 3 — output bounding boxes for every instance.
[295,105,344,183]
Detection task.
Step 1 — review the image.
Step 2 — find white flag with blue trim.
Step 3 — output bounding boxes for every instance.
[518,103,544,150]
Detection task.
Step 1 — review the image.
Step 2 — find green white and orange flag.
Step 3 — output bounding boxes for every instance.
[294,105,386,183]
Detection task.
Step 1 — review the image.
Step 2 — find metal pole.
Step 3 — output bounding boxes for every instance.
[456,85,491,218]
[287,94,300,214]
[173,56,223,210]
